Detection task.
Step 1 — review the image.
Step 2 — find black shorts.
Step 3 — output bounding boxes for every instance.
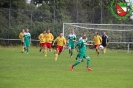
[102,43,107,47]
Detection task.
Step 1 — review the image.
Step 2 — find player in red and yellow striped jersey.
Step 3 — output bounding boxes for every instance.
[53,32,66,61]
[19,29,25,53]
[45,29,54,52]
[93,32,102,56]
[38,30,46,52]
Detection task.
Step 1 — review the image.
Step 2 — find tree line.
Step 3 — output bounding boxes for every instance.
[0,0,133,47]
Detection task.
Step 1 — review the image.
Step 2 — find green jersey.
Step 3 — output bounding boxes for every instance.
[68,34,76,44]
[23,32,31,46]
[77,39,87,54]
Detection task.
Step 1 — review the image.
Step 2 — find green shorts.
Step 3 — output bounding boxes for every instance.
[68,43,75,49]
[24,42,30,47]
[76,53,88,59]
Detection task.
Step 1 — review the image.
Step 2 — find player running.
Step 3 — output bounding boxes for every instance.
[75,32,88,60]
[70,33,92,71]
[53,32,66,61]
[23,28,31,54]
[45,29,54,52]
[101,32,109,54]
[93,32,102,56]
[38,30,46,52]
[68,30,76,57]
[19,29,25,53]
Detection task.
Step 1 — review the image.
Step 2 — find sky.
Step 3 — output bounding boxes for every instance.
[125,0,133,20]
[125,0,133,3]
[26,0,31,4]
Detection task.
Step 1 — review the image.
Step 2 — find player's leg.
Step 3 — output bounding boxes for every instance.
[24,46,28,54]
[75,54,78,60]
[103,44,107,54]
[75,53,83,61]
[26,46,29,54]
[58,46,63,55]
[70,54,83,71]
[26,44,29,54]
[47,43,52,52]
[70,49,73,57]
[85,56,92,71]
[23,42,27,53]
[21,42,25,53]
[70,47,74,57]
[95,44,100,56]
[68,43,71,54]
[69,44,75,57]
[49,43,52,52]
[54,45,60,61]
[73,59,82,66]
[70,59,83,71]
[43,43,47,56]
[39,43,42,52]
[103,47,106,53]
[46,43,50,51]
[68,43,75,57]
[26,42,30,54]
[54,50,58,61]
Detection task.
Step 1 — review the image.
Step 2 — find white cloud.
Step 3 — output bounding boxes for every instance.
[26,0,31,4]
[125,0,133,20]
[125,0,133,3]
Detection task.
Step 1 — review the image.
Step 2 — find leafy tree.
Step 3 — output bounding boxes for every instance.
[0,0,10,8]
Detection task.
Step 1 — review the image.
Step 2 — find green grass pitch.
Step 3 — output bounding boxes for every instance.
[0,46,133,88]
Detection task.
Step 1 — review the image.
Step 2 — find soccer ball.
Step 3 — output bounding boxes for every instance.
[99,45,104,49]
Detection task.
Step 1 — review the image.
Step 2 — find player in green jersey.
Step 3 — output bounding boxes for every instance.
[68,30,76,57]
[75,32,88,60]
[23,28,31,54]
[70,33,92,71]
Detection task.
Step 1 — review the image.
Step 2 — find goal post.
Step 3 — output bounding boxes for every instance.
[62,23,133,52]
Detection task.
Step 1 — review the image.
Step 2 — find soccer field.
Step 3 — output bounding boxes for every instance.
[0,46,133,88]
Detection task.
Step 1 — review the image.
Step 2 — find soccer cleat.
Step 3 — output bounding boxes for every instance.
[70,65,74,71]
[86,67,92,71]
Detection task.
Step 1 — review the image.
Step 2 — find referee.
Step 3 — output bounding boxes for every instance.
[101,32,109,54]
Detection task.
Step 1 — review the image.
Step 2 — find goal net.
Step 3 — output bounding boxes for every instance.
[63,23,133,52]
